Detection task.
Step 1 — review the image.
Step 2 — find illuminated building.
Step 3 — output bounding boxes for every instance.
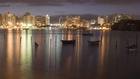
[35,16,46,27]
[0,12,134,29]
[2,12,17,28]
[90,19,96,25]
[45,14,50,25]
[97,16,111,29]
[0,14,2,27]
[16,16,22,28]
[63,16,89,29]
[21,12,35,29]
[111,14,132,24]
[20,30,32,72]
[101,16,111,28]
[97,16,105,26]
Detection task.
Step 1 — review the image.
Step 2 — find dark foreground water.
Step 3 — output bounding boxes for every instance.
[0,29,140,79]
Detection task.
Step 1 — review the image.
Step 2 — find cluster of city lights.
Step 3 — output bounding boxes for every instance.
[0,12,132,30]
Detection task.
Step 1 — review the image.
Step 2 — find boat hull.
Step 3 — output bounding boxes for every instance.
[61,40,76,45]
[88,40,99,46]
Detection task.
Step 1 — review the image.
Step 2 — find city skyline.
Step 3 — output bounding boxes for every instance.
[0,11,132,30]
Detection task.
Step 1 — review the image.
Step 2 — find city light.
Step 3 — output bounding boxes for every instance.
[0,12,133,30]
[7,21,13,26]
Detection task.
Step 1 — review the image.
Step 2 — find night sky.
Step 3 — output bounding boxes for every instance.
[0,0,140,16]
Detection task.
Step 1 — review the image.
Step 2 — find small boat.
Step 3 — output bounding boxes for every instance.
[126,44,137,52]
[61,40,76,44]
[88,40,100,46]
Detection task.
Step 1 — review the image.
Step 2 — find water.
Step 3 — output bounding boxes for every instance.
[0,29,140,79]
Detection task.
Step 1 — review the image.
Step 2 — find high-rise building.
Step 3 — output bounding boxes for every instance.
[2,12,17,28]
[35,16,46,27]
[21,12,35,29]
[45,14,50,25]
[97,16,105,26]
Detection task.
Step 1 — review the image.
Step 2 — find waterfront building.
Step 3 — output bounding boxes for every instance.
[2,12,17,28]
[35,16,46,28]
[63,16,89,29]
[45,14,50,26]
[0,14,2,27]
[97,16,105,26]
[111,14,133,23]
[0,12,134,30]
[21,12,35,29]
[90,19,96,25]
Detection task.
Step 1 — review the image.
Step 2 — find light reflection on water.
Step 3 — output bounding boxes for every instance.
[20,30,33,79]
[0,29,140,79]
[6,30,14,78]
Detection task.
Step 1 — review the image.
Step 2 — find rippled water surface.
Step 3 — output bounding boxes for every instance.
[0,29,140,79]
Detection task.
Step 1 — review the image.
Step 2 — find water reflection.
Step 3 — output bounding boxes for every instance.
[45,33,62,72]
[6,30,14,78]
[62,30,74,40]
[97,31,110,79]
[74,34,82,72]
[1,29,140,79]
[0,30,6,66]
[5,30,22,79]
[0,30,110,79]
[20,30,33,79]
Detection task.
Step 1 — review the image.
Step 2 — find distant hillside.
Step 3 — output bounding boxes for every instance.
[111,20,140,31]
[133,15,140,20]
[50,14,140,23]
[50,14,98,23]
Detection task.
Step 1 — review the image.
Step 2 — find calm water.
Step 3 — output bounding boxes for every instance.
[0,29,140,79]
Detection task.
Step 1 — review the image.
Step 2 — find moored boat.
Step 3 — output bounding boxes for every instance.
[88,40,99,46]
[61,40,76,44]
